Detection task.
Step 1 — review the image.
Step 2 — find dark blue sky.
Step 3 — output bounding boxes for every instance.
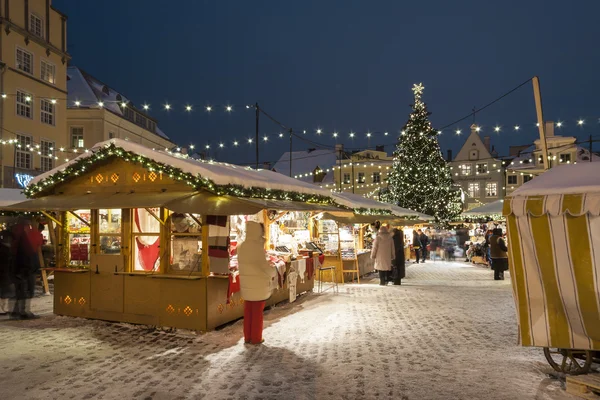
[55,0,600,165]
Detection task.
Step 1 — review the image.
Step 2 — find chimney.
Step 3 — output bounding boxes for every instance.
[447,149,452,161]
[483,136,491,152]
[545,121,554,137]
[181,147,188,155]
[263,161,271,170]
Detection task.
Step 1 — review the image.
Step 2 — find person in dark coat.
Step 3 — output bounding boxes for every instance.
[489,228,509,280]
[10,217,41,319]
[418,229,429,263]
[412,230,422,263]
[0,227,14,315]
[392,228,405,285]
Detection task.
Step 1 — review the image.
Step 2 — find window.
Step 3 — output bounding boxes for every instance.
[109,132,116,139]
[99,209,122,255]
[29,14,43,38]
[66,210,91,266]
[132,208,162,271]
[40,99,55,125]
[486,182,498,197]
[537,156,544,165]
[16,48,33,74]
[41,60,56,84]
[169,213,202,273]
[16,90,33,119]
[16,134,32,169]
[460,164,472,176]
[147,120,156,133]
[476,163,488,174]
[372,172,381,183]
[467,182,480,199]
[358,172,365,183]
[508,175,518,185]
[524,175,533,183]
[124,107,135,121]
[41,139,55,172]
[560,153,571,163]
[70,127,84,148]
[343,173,350,184]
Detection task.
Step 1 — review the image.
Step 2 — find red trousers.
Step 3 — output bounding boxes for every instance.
[243,300,266,344]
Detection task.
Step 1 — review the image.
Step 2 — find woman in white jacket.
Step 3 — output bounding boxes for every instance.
[237,221,276,344]
[371,225,395,286]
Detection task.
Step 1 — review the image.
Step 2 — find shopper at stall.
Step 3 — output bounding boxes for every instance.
[238,221,276,344]
[412,230,422,263]
[371,225,395,286]
[391,228,405,285]
[490,228,509,280]
[10,216,41,319]
[418,229,429,263]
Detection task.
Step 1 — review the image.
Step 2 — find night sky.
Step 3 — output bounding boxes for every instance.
[54,0,600,166]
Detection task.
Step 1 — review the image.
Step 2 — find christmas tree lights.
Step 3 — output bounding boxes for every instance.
[383,83,462,223]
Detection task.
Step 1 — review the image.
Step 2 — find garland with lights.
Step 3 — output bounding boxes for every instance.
[383,84,462,223]
[24,143,340,206]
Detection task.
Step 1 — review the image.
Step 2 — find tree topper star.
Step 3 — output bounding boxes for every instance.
[412,83,425,96]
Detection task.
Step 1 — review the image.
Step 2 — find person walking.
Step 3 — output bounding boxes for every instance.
[371,225,395,286]
[489,228,509,280]
[0,227,14,315]
[10,216,40,319]
[412,230,422,263]
[419,229,429,263]
[237,221,276,345]
[391,228,405,285]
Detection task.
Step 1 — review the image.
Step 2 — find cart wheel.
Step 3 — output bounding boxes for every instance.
[543,347,593,375]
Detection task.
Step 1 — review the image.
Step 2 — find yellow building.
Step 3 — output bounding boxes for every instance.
[0,0,69,188]
[66,66,175,152]
[335,149,392,197]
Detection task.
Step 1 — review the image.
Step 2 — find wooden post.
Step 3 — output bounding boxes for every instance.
[201,215,210,276]
[532,76,549,171]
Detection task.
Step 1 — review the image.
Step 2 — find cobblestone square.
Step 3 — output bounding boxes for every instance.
[0,262,575,399]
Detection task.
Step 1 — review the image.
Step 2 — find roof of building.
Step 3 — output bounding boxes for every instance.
[507,144,600,171]
[66,66,170,140]
[273,149,337,184]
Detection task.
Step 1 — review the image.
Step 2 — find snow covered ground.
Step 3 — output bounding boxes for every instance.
[0,261,577,400]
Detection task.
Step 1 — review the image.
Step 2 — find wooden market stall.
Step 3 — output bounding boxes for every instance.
[9,139,347,331]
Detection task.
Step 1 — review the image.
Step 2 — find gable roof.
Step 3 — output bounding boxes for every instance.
[453,126,494,162]
[67,66,170,141]
[273,149,337,184]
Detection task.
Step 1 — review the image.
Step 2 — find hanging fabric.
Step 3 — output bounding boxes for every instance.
[134,208,161,271]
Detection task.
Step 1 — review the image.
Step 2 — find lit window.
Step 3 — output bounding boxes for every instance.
[485,182,497,197]
[358,172,365,183]
[16,134,32,169]
[41,60,56,84]
[41,139,55,172]
[16,90,33,119]
[29,14,43,38]
[460,164,472,176]
[41,99,55,125]
[343,173,350,184]
[16,47,33,74]
[560,153,571,163]
[467,182,480,198]
[70,127,84,148]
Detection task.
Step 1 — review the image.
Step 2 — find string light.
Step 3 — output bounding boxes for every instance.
[143,104,149,110]
[25,96,32,102]
[317,129,322,134]
[557,121,563,127]
[578,119,584,125]
[455,129,461,135]
[494,126,501,132]
[98,102,104,107]
[164,104,171,110]
[349,132,355,138]
[226,106,233,112]
[51,99,57,104]
[186,105,192,111]
[206,106,212,112]
[1,94,6,99]
[514,125,520,131]
[120,102,127,108]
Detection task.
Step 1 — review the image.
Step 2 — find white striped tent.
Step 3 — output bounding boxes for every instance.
[503,163,600,350]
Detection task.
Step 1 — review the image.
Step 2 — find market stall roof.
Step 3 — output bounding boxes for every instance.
[462,200,504,216]
[331,192,423,218]
[505,163,600,217]
[27,138,335,203]
[0,189,26,207]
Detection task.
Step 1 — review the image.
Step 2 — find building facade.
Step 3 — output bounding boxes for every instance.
[449,124,505,210]
[66,66,174,153]
[335,148,393,197]
[0,0,69,188]
[505,121,600,195]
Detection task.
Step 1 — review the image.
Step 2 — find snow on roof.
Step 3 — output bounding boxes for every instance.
[331,192,422,217]
[508,144,600,171]
[511,163,600,197]
[462,199,504,216]
[273,149,337,182]
[0,189,26,207]
[29,139,336,200]
[67,67,170,141]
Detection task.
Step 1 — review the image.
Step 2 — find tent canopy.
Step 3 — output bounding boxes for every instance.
[462,200,504,217]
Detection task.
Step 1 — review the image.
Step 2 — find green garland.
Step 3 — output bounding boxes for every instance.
[25,144,337,205]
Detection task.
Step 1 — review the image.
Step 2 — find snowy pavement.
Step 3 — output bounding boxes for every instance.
[0,261,577,400]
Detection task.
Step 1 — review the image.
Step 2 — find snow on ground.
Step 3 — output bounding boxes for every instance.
[0,262,577,400]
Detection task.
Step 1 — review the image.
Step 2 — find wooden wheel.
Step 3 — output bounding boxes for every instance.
[543,348,593,375]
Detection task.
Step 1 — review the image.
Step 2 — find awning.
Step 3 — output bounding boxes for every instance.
[462,200,504,217]
[7,191,193,211]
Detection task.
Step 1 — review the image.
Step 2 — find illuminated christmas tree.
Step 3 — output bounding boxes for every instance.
[384,83,462,222]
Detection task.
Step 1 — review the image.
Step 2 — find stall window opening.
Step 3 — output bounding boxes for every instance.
[169,213,202,273]
[132,208,162,271]
[66,210,91,267]
[99,209,122,255]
